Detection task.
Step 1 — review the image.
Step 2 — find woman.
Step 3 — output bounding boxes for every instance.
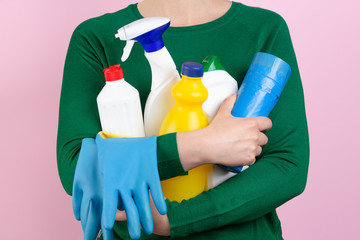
[57,0,309,239]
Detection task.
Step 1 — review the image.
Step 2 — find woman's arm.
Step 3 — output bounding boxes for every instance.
[164,17,309,238]
[116,95,273,236]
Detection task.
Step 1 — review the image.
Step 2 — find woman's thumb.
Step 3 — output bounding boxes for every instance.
[217,93,237,116]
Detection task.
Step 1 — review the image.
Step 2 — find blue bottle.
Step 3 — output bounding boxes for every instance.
[221,52,292,173]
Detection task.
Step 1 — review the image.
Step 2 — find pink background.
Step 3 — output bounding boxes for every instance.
[1,0,359,239]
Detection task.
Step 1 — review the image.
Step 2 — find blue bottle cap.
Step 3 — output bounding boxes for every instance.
[248,52,291,91]
[181,62,204,78]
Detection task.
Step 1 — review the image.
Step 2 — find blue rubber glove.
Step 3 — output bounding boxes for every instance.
[72,138,103,240]
[96,134,167,240]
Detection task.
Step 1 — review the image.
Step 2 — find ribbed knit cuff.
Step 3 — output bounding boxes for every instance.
[157,133,187,181]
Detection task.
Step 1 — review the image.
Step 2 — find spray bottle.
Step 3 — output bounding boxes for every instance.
[159,62,212,203]
[97,64,145,137]
[115,17,180,136]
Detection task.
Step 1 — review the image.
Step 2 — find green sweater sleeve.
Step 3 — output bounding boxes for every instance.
[166,17,310,238]
[57,22,186,196]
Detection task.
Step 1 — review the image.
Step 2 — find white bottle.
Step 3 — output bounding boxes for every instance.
[200,56,240,189]
[97,64,145,137]
[201,56,239,121]
[115,17,180,136]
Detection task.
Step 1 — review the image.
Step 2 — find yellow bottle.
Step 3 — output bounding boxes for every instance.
[159,62,213,202]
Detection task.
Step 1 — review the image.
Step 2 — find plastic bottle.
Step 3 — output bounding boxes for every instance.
[115,17,180,137]
[97,64,145,137]
[159,62,213,203]
[201,56,238,121]
[212,52,292,188]
[200,56,239,189]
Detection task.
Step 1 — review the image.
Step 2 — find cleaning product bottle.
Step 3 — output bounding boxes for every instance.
[201,56,238,121]
[115,17,180,137]
[159,62,213,203]
[212,52,292,188]
[97,64,145,137]
[200,56,239,189]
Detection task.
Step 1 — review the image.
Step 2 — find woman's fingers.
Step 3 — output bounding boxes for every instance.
[115,210,127,221]
[256,146,262,157]
[216,93,237,117]
[254,117,272,131]
[258,132,268,146]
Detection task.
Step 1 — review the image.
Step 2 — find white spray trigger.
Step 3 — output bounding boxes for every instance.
[121,40,135,62]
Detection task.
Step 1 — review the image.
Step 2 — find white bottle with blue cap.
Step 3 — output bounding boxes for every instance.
[209,52,292,188]
[115,17,180,136]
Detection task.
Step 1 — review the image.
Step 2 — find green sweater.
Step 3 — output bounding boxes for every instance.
[57,2,309,239]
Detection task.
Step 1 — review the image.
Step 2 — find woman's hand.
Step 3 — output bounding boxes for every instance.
[177,94,272,169]
[115,194,170,237]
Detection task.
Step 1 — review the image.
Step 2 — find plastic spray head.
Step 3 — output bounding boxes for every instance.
[115,17,171,62]
[202,56,226,72]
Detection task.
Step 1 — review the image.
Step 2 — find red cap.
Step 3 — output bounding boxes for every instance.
[103,64,124,82]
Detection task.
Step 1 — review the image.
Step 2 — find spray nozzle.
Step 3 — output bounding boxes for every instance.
[121,40,135,62]
[115,17,171,62]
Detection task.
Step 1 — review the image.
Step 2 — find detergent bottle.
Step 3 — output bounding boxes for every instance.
[200,56,239,189]
[97,64,145,137]
[201,56,238,121]
[115,17,180,136]
[211,52,292,188]
[159,62,213,202]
